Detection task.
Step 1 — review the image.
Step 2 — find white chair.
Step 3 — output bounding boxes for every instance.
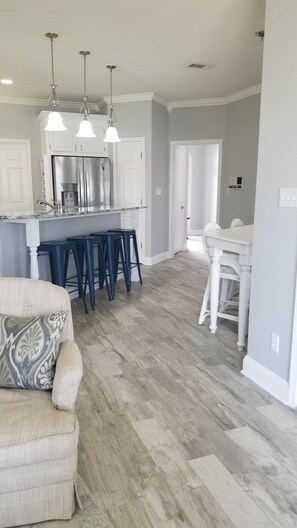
[230,218,244,228]
[198,223,241,326]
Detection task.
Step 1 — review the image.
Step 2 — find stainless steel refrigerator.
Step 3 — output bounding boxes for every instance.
[52,156,112,208]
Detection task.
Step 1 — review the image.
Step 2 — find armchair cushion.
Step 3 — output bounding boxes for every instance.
[0,311,68,390]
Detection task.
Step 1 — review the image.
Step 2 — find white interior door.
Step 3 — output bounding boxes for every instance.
[174,146,187,253]
[0,139,33,213]
[114,138,145,261]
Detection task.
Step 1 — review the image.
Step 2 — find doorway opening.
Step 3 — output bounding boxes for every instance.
[169,140,222,257]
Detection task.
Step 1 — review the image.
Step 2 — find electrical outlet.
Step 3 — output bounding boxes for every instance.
[270,333,279,353]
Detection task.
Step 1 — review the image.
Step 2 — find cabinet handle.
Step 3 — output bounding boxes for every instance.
[75,144,77,151]
[80,145,82,152]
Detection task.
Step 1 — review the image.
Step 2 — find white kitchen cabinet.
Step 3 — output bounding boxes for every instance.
[39,111,108,157]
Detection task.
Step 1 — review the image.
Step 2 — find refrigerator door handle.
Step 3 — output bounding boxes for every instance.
[78,160,84,207]
[85,162,89,208]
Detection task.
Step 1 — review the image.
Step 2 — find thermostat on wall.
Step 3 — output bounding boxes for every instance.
[228,176,243,189]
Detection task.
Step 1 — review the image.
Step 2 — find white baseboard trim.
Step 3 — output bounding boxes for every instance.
[142,251,171,266]
[242,355,289,405]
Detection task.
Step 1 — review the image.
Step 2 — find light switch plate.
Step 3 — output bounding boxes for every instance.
[279,188,297,208]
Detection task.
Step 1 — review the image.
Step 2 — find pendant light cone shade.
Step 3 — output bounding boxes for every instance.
[44,32,66,132]
[103,65,121,143]
[103,125,121,142]
[45,111,67,131]
[76,51,96,138]
[76,117,96,137]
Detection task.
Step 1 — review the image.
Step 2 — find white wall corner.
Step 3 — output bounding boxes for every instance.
[242,355,289,406]
[142,251,171,266]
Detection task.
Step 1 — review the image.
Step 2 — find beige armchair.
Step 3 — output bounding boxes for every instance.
[0,277,83,528]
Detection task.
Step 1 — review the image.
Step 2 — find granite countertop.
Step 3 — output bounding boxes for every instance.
[0,204,146,221]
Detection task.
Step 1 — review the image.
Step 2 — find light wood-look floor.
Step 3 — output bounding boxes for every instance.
[72,239,297,528]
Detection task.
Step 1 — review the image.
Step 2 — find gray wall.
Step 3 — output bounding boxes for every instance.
[169,98,261,228]
[112,101,153,256]
[220,94,261,227]
[169,105,226,142]
[247,0,297,381]
[151,101,169,256]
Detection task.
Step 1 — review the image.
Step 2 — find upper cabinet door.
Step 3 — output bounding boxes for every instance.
[49,117,78,153]
[39,111,109,157]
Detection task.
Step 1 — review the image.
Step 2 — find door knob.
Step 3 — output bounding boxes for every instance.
[181,205,184,209]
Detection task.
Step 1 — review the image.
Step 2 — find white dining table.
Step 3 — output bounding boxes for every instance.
[205,224,253,349]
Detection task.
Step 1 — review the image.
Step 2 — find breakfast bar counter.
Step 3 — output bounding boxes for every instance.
[0,205,145,280]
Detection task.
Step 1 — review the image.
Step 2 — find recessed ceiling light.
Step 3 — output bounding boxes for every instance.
[1,79,13,85]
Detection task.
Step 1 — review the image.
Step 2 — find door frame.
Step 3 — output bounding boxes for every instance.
[169,139,223,258]
[112,137,146,260]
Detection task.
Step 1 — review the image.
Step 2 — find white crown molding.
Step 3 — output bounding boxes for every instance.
[0,95,98,111]
[168,84,262,112]
[168,97,225,111]
[0,84,261,112]
[224,83,262,104]
[102,92,170,108]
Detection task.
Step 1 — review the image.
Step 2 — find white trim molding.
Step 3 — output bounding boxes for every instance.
[142,251,171,266]
[242,355,289,405]
[0,85,260,112]
[101,92,170,109]
[0,95,98,111]
[168,84,262,112]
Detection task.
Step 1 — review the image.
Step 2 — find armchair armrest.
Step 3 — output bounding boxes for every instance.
[52,340,83,411]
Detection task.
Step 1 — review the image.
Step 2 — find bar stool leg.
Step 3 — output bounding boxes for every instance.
[106,237,116,300]
[98,242,112,301]
[132,233,143,284]
[119,239,130,293]
[72,247,88,314]
[84,241,96,311]
[122,233,132,291]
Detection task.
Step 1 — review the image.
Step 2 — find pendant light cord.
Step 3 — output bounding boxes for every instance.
[84,53,87,98]
[107,65,117,125]
[50,36,55,86]
[79,51,90,118]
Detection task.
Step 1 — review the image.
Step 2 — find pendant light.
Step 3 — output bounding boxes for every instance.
[103,65,121,143]
[76,51,96,138]
[44,32,67,132]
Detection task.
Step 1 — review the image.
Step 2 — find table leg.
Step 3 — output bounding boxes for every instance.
[237,262,251,350]
[209,251,222,333]
[25,220,40,279]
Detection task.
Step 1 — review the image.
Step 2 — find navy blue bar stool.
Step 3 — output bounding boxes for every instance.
[67,235,112,310]
[90,231,129,299]
[108,228,143,291]
[38,240,88,313]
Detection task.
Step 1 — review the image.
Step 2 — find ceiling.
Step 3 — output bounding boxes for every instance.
[0,0,266,105]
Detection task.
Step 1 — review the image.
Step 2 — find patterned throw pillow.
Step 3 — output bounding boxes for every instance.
[0,311,68,390]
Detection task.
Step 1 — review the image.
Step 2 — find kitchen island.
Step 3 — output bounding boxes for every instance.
[0,205,145,280]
